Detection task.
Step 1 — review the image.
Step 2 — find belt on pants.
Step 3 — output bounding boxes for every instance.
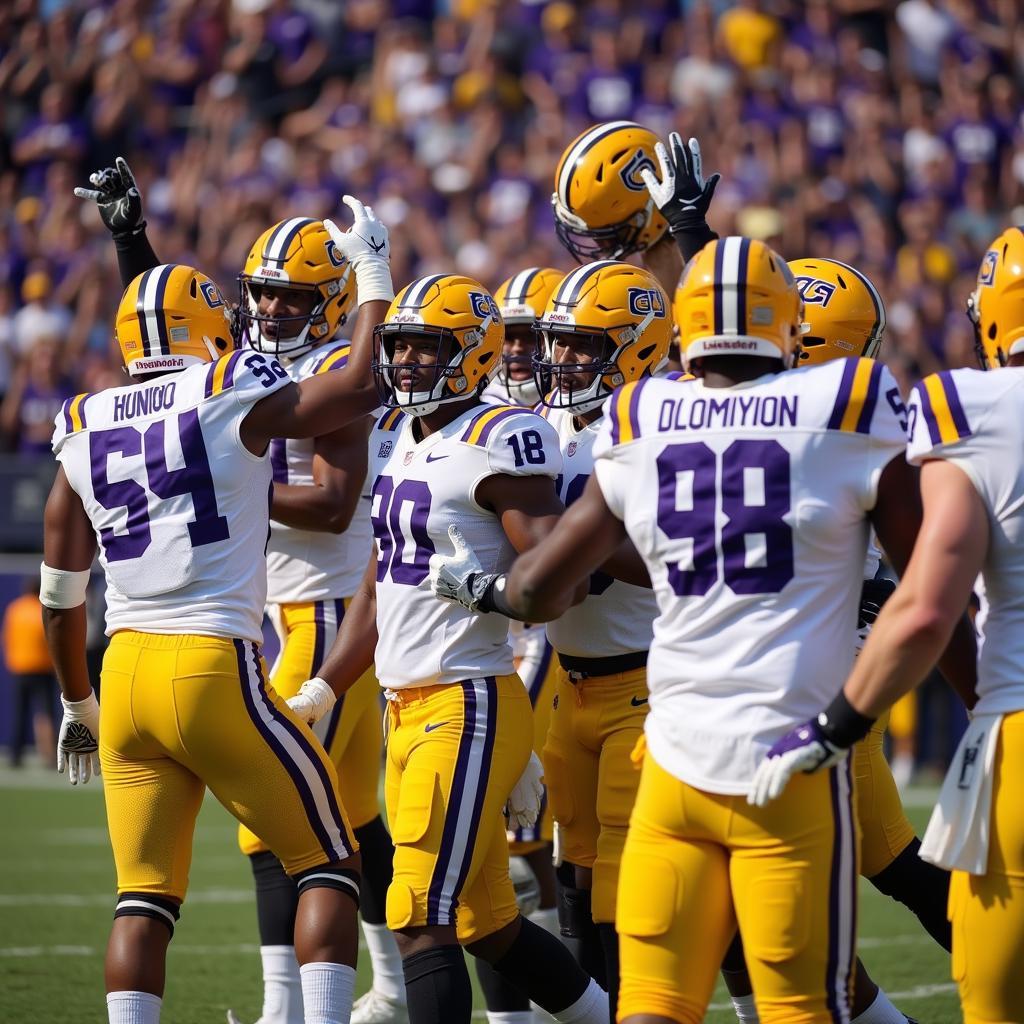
[558,650,647,681]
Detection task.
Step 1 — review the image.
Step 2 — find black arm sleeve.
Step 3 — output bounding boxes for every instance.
[113,228,161,289]
[671,222,718,264]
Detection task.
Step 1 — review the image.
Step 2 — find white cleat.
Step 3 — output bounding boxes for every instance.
[350,989,409,1024]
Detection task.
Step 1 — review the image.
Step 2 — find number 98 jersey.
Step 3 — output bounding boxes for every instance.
[592,358,907,793]
[52,350,292,642]
[368,402,562,689]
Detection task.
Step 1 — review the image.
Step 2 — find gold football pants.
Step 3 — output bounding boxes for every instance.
[238,599,381,856]
[618,743,858,1024]
[101,631,356,902]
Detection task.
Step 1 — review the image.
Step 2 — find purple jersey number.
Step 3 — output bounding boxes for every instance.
[89,411,229,561]
[557,472,613,595]
[656,439,793,596]
[371,474,435,586]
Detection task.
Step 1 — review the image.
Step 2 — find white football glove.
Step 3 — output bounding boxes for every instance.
[58,690,101,786]
[429,524,502,612]
[286,677,337,727]
[323,195,393,304]
[506,752,545,830]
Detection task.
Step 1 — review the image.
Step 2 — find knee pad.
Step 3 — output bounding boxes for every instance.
[386,881,418,930]
[294,865,361,908]
[114,892,181,937]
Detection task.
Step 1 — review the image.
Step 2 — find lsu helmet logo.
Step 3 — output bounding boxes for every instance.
[795,276,836,307]
[325,240,346,268]
[619,149,656,192]
[978,249,998,287]
[627,287,666,318]
[470,292,501,322]
[199,280,225,309]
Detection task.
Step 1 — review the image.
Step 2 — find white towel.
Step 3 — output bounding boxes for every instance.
[920,712,1003,874]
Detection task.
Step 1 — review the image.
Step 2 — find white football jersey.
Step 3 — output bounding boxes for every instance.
[53,350,292,641]
[265,341,374,603]
[539,405,656,658]
[907,367,1024,715]
[368,401,562,689]
[592,358,907,793]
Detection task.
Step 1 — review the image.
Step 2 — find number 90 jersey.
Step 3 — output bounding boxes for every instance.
[52,350,292,642]
[592,358,907,794]
[368,402,562,689]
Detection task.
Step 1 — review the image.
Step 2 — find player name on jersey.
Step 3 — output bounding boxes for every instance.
[653,391,798,432]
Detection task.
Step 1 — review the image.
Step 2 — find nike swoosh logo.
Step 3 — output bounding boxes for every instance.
[425,453,449,462]
[370,238,387,253]
[630,696,648,707]
[424,721,450,733]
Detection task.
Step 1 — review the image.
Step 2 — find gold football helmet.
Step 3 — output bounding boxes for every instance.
[674,237,802,367]
[493,267,563,405]
[788,258,885,365]
[116,264,235,376]
[535,260,671,413]
[968,227,1024,368]
[552,121,667,263]
[373,274,504,415]
[239,217,355,359]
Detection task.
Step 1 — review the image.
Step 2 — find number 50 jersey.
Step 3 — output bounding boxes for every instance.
[368,402,562,690]
[52,350,292,642]
[592,358,907,794]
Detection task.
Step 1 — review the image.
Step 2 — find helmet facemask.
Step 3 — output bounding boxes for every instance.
[373,326,482,417]
[534,325,627,414]
[498,323,541,406]
[552,197,653,264]
[238,273,350,361]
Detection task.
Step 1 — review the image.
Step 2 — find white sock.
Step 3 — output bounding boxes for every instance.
[552,977,609,1024]
[106,991,161,1024]
[731,993,760,1024]
[852,988,907,1024]
[530,906,560,938]
[487,1013,534,1024]
[299,962,356,1024]
[360,920,406,1003]
[260,945,304,1024]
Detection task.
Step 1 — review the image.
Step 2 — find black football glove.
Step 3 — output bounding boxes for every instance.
[74,156,145,237]
[855,576,896,652]
[639,132,721,237]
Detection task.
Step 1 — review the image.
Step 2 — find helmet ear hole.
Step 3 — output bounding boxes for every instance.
[190,277,198,298]
[989,322,998,341]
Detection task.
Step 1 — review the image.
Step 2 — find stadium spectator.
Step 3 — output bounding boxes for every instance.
[2,575,57,768]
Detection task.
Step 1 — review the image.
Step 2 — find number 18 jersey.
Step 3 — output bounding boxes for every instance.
[52,350,291,642]
[368,402,562,690]
[592,358,906,793]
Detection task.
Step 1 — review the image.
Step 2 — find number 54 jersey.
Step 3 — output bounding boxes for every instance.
[592,358,907,794]
[52,350,292,642]
[368,402,562,690]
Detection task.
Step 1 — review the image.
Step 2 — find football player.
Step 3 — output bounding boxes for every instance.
[75,161,403,1024]
[752,233,1021,1023]
[428,237,974,1023]
[288,275,609,1024]
[712,258,952,1024]
[528,260,668,1019]
[476,266,567,1024]
[42,200,395,1024]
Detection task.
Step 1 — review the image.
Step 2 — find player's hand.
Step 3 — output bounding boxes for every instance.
[73,156,145,236]
[286,677,336,726]
[429,524,502,612]
[324,195,393,304]
[57,690,101,786]
[324,195,390,268]
[855,577,896,653]
[748,718,849,807]
[639,133,720,235]
[506,752,545,830]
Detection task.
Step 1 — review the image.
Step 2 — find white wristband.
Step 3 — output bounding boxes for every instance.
[39,563,90,609]
[352,259,395,305]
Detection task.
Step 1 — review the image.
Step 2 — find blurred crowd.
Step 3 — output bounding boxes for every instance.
[1,0,1023,455]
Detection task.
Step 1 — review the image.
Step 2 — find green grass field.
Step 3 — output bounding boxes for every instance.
[0,766,959,1023]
